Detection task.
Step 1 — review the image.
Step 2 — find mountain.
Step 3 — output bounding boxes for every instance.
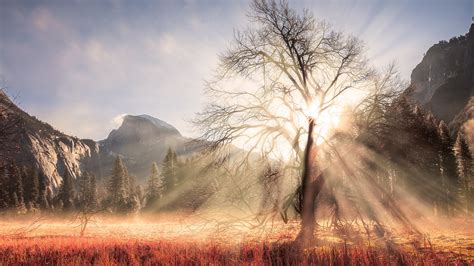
[407,23,474,127]
[0,90,100,191]
[0,92,204,190]
[98,114,202,180]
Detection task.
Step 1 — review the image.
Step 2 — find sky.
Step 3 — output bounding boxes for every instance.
[1,0,472,140]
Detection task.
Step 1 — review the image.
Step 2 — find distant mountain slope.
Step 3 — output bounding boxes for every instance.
[98,114,203,181]
[0,92,205,189]
[407,23,473,125]
[0,91,100,191]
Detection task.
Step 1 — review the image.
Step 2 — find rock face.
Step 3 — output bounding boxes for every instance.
[0,91,100,191]
[101,115,182,155]
[408,23,474,124]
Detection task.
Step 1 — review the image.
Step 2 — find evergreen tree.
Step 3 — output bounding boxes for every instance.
[135,185,144,206]
[8,162,24,208]
[89,174,99,210]
[0,167,10,210]
[78,172,91,209]
[438,121,459,215]
[23,166,40,208]
[421,113,443,213]
[39,191,50,210]
[77,171,99,212]
[108,156,129,212]
[369,98,451,213]
[161,148,179,193]
[12,192,26,213]
[128,174,137,197]
[123,166,131,199]
[57,169,75,211]
[145,162,162,209]
[128,194,141,213]
[454,131,473,214]
[38,171,50,210]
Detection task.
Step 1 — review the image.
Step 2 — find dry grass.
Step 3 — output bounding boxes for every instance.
[0,215,473,265]
[0,236,471,265]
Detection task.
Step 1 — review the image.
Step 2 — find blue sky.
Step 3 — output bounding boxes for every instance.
[1,0,472,140]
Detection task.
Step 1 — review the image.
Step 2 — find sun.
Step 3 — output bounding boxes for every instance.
[233,95,343,162]
[300,101,342,145]
[266,100,342,161]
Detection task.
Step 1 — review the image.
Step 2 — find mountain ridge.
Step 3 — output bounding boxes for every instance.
[407,23,473,127]
[0,91,201,189]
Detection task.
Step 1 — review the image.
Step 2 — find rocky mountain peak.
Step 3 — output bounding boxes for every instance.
[104,115,181,146]
[124,114,181,136]
[98,114,191,180]
[0,92,100,190]
[407,23,474,124]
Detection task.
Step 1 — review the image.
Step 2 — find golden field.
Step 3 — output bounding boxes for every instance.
[0,214,473,265]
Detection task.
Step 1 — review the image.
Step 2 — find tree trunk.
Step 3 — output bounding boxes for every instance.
[295,118,325,246]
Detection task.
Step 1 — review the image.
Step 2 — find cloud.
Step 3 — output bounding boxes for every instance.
[0,0,471,140]
[112,113,127,128]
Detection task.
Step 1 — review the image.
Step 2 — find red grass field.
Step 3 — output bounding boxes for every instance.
[0,215,473,265]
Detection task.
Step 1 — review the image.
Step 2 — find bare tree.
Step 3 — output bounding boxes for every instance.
[73,207,103,237]
[195,0,373,245]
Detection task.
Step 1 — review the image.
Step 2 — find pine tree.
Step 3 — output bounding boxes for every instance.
[108,156,129,212]
[422,112,443,214]
[38,171,50,210]
[76,171,99,212]
[89,174,99,210]
[0,167,10,210]
[454,130,473,214]
[128,174,137,198]
[8,162,24,209]
[12,192,26,213]
[39,191,50,210]
[123,166,131,199]
[162,148,179,194]
[135,185,144,207]
[129,194,141,213]
[438,121,459,215]
[23,166,40,209]
[145,162,162,209]
[57,169,75,211]
[78,172,91,209]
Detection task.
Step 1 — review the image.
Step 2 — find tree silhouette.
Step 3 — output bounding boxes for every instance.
[161,148,179,194]
[438,121,458,215]
[145,162,162,210]
[455,130,473,213]
[195,0,373,245]
[22,166,40,209]
[57,169,74,211]
[108,156,129,212]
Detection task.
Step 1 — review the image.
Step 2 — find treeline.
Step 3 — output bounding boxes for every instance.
[0,163,50,212]
[353,96,473,216]
[0,147,214,214]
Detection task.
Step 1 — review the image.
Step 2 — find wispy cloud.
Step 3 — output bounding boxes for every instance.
[0,0,471,140]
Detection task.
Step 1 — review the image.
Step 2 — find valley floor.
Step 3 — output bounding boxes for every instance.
[0,215,473,265]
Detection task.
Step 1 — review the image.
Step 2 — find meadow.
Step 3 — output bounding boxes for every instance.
[0,214,472,265]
